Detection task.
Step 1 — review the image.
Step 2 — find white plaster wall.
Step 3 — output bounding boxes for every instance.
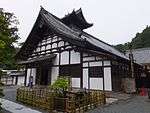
[58,41,64,47]
[31,68,36,85]
[52,36,57,42]
[3,77,12,85]
[104,61,111,66]
[26,68,36,86]
[83,63,88,67]
[83,57,95,61]
[72,78,80,88]
[52,43,57,48]
[26,69,31,86]
[17,76,25,86]
[51,67,59,84]
[46,44,51,50]
[90,78,103,90]
[104,67,112,91]
[47,39,51,44]
[36,47,40,52]
[65,46,72,49]
[96,56,102,60]
[60,51,69,65]
[52,53,59,65]
[89,61,102,67]
[83,69,89,89]
[70,50,80,64]
[41,46,45,51]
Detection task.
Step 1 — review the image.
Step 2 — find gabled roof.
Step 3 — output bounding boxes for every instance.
[62,8,93,30]
[126,47,150,64]
[16,7,128,61]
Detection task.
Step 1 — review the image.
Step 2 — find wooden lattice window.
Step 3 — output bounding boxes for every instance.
[59,64,81,77]
[89,66,103,77]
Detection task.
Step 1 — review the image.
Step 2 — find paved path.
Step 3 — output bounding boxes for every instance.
[2,86,46,113]
[88,96,150,113]
[3,86,18,102]
[1,98,42,113]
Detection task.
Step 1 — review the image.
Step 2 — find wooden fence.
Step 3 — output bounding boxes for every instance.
[16,87,106,113]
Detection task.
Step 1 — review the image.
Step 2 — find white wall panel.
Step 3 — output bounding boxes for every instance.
[104,61,111,66]
[70,50,80,64]
[26,68,36,86]
[104,67,112,91]
[90,78,103,90]
[83,63,88,67]
[41,46,45,51]
[46,44,51,50]
[83,57,95,61]
[60,51,69,65]
[36,47,40,52]
[89,61,102,67]
[31,68,36,85]
[52,43,57,48]
[52,38,57,42]
[26,69,31,86]
[52,53,59,65]
[58,41,64,47]
[51,67,59,84]
[83,69,89,89]
[17,76,25,86]
[72,78,80,88]
[96,56,102,60]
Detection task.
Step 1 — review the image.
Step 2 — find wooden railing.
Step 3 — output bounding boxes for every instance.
[16,87,105,113]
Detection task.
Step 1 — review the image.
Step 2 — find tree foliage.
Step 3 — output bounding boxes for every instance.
[0,8,19,69]
[114,26,150,52]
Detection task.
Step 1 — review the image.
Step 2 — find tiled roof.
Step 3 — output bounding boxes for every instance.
[16,7,129,61]
[126,47,150,64]
[41,8,128,60]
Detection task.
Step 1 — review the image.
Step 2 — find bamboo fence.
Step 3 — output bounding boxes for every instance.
[16,87,106,113]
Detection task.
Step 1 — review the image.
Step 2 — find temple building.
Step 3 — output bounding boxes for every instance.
[16,7,137,91]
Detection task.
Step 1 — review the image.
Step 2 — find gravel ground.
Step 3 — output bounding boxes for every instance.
[87,96,150,113]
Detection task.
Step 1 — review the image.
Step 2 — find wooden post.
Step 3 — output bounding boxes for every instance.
[129,48,134,78]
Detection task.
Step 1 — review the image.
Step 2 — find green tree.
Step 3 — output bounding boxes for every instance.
[0,9,19,110]
[114,26,150,51]
[0,8,19,69]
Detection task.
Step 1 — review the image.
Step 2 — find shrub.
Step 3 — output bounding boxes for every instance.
[50,77,69,97]
[51,77,69,91]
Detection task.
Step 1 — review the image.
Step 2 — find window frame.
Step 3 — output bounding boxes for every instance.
[89,66,103,78]
[59,64,81,78]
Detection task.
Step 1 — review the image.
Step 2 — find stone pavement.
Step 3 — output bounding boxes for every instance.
[1,98,42,113]
[2,86,47,113]
[3,86,19,102]
[87,96,150,113]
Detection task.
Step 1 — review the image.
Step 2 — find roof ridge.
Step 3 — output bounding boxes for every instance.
[126,47,150,52]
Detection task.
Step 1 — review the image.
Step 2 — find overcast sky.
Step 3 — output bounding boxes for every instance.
[1,0,150,45]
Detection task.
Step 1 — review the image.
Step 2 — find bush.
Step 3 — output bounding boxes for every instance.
[51,77,69,91]
[50,77,69,97]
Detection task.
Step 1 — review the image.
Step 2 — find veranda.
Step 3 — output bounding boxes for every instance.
[16,86,106,113]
